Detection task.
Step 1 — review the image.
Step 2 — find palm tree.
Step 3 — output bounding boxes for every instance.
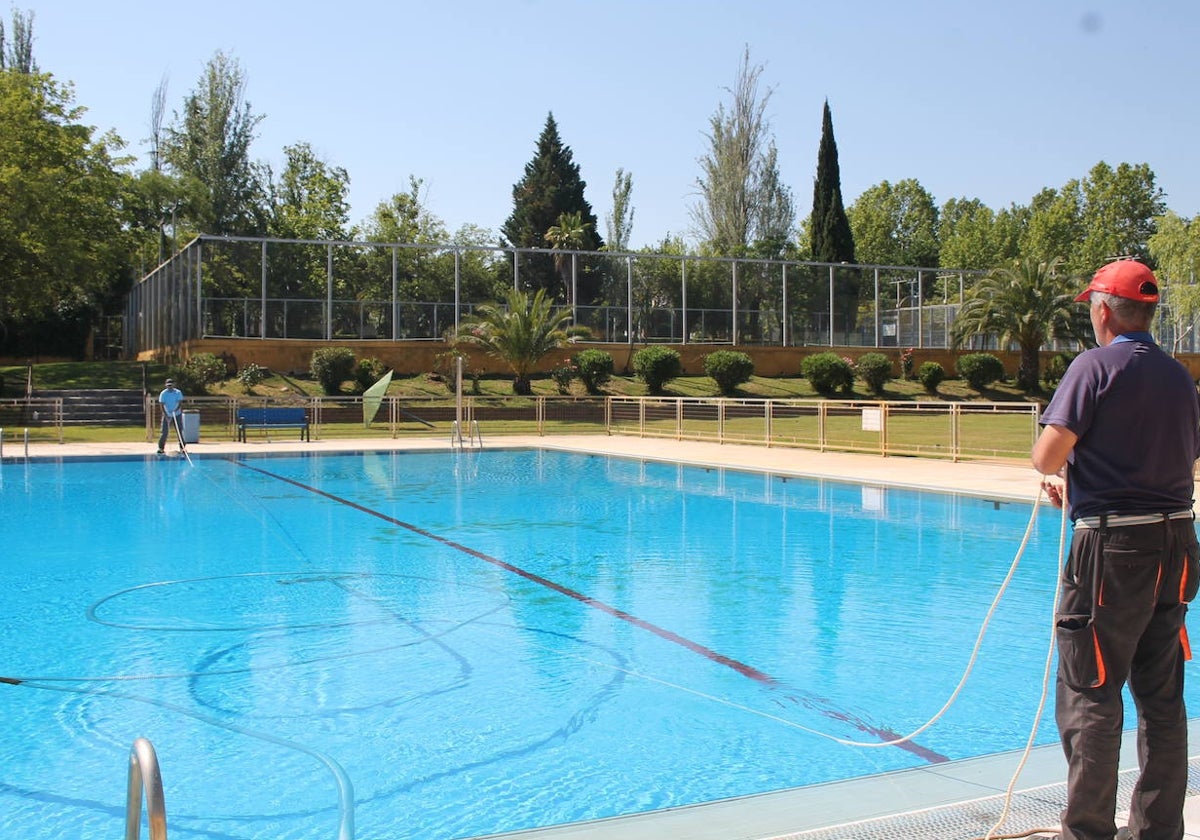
[544,211,590,305]
[951,257,1079,392]
[458,287,573,395]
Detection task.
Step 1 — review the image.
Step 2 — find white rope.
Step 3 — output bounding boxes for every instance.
[982,484,1069,840]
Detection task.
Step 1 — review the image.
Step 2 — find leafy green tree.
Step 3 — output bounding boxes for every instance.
[1074,161,1165,271]
[691,47,794,258]
[1149,211,1200,282]
[269,142,351,242]
[1021,186,1083,269]
[358,176,453,306]
[951,257,1077,391]
[1019,163,1165,276]
[848,178,940,269]
[163,50,267,236]
[0,68,129,349]
[501,113,603,302]
[124,167,204,273]
[458,287,572,395]
[938,197,1011,270]
[1149,211,1200,351]
[261,143,354,318]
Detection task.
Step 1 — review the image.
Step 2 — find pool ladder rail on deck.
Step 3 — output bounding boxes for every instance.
[451,419,482,450]
[126,737,168,840]
[0,427,33,460]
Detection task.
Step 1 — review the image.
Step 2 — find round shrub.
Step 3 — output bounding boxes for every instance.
[703,350,754,395]
[236,362,269,394]
[801,352,854,397]
[632,346,682,395]
[354,357,389,392]
[956,352,1006,392]
[854,352,892,396]
[169,352,226,395]
[917,361,945,395]
[573,348,614,394]
[310,346,357,395]
[550,358,576,394]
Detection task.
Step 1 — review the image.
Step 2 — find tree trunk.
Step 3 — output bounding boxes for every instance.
[1018,345,1041,393]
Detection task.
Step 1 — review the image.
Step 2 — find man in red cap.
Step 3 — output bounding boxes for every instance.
[1033,259,1200,840]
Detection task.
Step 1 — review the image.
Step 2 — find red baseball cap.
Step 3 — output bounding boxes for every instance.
[1074,259,1159,303]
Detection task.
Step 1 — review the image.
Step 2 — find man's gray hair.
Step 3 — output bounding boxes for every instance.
[1092,291,1156,331]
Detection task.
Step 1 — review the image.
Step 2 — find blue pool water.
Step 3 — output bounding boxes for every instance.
[0,448,1182,839]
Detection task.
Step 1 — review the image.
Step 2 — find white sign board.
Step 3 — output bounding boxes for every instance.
[861,408,882,432]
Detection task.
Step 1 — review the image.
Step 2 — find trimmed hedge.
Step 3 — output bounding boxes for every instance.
[632,346,682,395]
[703,350,755,395]
[855,352,892,396]
[802,352,854,397]
[956,353,1005,392]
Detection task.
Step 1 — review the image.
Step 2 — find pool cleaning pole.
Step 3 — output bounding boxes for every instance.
[172,412,193,465]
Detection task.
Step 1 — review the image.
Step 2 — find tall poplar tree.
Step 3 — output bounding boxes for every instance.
[163,51,266,237]
[0,7,36,73]
[501,113,603,303]
[691,47,794,258]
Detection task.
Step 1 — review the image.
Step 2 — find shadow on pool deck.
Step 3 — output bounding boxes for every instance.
[13,434,1200,839]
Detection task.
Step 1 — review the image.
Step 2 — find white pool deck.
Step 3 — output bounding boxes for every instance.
[12,433,1200,840]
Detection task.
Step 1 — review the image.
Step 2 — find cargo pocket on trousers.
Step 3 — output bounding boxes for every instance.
[1056,613,1104,689]
[1183,541,1200,603]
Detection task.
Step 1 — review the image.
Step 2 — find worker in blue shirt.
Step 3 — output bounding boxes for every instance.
[156,378,184,454]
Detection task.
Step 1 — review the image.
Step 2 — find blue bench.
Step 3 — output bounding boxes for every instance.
[236,407,310,442]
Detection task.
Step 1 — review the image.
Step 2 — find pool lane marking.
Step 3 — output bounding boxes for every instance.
[231,459,948,763]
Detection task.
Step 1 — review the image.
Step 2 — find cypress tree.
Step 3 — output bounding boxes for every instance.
[501,113,603,303]
[810,100,854,264]
[809,100,858,333]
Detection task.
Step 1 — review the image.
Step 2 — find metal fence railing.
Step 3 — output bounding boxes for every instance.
[0,398,64,445]
[125,235,996,354]
[123,234,1200,361]
[124,394,1040,463]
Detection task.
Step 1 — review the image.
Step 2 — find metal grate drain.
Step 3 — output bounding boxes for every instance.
[770,760,1200,840]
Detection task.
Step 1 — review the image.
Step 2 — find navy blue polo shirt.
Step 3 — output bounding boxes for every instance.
[1039,332,1200,520]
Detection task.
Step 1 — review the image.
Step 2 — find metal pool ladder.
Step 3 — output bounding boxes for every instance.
[125,737,168,840]
[450,419,482,449]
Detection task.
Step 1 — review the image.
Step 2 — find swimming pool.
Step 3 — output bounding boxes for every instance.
[0,448,1171,839]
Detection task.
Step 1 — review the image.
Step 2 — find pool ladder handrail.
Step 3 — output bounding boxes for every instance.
[450,419,482,450]
[125,737,168,840]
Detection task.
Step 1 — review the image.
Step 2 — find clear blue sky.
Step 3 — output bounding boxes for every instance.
[25,0,1200,248]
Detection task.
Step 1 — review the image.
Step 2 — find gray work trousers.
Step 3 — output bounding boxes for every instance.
[1056,516,1199,840]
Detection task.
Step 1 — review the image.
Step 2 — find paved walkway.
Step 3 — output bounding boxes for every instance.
[10,433,1200,839]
